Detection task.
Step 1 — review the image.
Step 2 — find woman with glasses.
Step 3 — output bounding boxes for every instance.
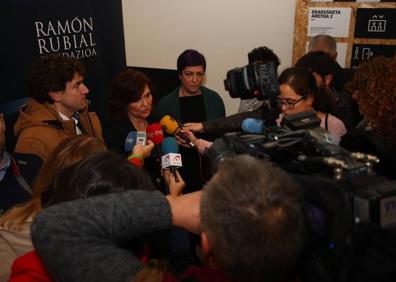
[277,67,346,140]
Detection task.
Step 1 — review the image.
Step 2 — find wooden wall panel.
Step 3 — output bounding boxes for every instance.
[292,0,396,67]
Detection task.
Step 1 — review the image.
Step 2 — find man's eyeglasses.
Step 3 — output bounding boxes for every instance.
[276,97,305,110]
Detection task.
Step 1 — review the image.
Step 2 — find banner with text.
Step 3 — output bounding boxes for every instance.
[308,7,352,37]
[1,0,126,118]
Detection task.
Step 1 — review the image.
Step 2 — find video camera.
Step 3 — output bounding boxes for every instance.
[207,110,376,180]
[224,61,279,100]
[206,110,396,281]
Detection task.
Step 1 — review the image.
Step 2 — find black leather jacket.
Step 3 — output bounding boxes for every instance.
[202,105,279,139]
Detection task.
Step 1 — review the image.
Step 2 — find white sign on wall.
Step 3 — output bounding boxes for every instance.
[308,7,352,38]
[335,42,348,68]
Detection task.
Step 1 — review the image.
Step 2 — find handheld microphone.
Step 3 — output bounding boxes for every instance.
[146,123,164,145]
[159,115,195,147]
[161,137,182,182]
[146,123,164,162]
[241,118,264,134]
[124,131,147,152]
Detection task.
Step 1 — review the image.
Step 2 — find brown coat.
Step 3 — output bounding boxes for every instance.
[14,98,104,162]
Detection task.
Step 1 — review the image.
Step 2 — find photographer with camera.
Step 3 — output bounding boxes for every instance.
[238,46,281,113]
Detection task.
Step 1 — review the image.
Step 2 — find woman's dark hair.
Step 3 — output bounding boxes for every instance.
[177,49,206,73]
[108,69,153,121]
[278,67,335,113]
[248,46,280,71]
[295,51,337,80]
[42,151,155,207]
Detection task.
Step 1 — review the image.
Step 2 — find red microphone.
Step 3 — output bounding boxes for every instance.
[146,123,164,145]
[146,123,164,163]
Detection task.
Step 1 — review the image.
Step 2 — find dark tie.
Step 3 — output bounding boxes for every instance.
[72,112,86,134]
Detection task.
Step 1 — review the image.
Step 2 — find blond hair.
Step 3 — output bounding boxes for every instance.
[0,135,107,229]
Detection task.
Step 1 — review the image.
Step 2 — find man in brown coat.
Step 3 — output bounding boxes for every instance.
[14,54,104,162]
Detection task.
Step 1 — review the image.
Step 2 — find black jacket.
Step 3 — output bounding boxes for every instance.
[340,129,396,180]
[0,152,41,214]
[202,105,279,138]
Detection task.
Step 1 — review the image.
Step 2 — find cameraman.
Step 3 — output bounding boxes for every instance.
[238,46,280,113]
[340,57,396,179]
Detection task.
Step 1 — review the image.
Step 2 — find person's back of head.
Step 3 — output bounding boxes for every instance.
[346,56,396,146]
[200,155,305,282]
[33,135,107,196]
[177,49,206,73]
[308,35,337,60]
[42,151,155,206]
[248,46,280,71]
[295,51,337,82]
[0,135,106,228]
[27,54,85,103]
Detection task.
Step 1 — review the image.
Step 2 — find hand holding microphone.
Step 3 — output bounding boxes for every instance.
[163,169,185,197]
[125,131,154,167]
[175,129,199,148]
[124,131,147,152]
[159,115,195,147]
[132,140,155,159]
[183,122,204,134]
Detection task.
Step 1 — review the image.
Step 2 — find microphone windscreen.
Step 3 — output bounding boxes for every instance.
[241,118,264,134]
[159,115,181,136]
[161,137,179,154]
[146,123,164,145]
[125,131,137,152]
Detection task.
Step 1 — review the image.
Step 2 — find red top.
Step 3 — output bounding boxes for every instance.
[9,250,53,282]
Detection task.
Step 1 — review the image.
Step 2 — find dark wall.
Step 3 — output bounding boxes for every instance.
[127,66,180,105]
[1,0,126,122]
